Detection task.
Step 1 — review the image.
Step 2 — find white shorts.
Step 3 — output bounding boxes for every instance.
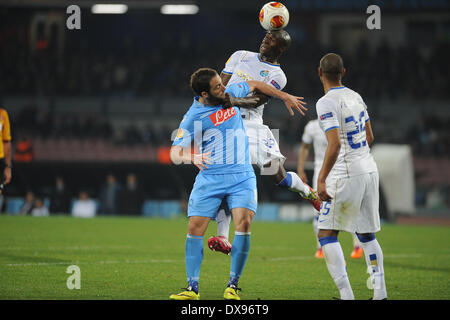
[317,172,380,234]
[244,120,286,171]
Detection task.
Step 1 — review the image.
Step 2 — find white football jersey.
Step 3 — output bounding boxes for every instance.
[301,119,327,174]
[316,86,377,179]
[222,50,287,124]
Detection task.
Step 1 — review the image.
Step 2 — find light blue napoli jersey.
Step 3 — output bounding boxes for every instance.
[173,82,254,175]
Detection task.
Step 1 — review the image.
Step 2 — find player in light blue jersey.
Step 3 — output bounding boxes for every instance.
[169,68,307,300]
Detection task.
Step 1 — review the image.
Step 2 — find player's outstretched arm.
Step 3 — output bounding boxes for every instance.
[246,80,307,116]
[223,93,269,109]
[170,145,211,171]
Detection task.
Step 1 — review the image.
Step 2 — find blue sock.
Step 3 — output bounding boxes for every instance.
[185,234,203,293]
[229,232,251,287]
[278,172,293,188]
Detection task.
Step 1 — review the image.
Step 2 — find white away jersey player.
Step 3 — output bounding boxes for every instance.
[316,86,380,233]
[301,119,327,189]
[222,50,287,169]
[316,86,377,179]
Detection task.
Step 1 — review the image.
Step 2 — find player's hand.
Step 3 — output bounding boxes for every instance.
[282,93,307,116]
[3,167,11,185]
[317,181,332,202]
[192,152,212,171]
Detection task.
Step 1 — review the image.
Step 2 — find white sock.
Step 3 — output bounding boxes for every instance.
[216,209,231,239]
[320,237,354,300]
[358,236,387,300]
[313,217,321,249]
[286,171,311,195]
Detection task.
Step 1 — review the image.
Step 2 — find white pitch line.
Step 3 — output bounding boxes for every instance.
[3,253,426,267]
[4,259,180,267]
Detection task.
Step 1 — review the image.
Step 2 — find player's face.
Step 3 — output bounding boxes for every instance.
[206,75,226,104]
[260,32,279,56]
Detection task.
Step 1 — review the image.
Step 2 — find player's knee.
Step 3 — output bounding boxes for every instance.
[356,233,375,243]
[318,229,338,239]
[234,213,254,232]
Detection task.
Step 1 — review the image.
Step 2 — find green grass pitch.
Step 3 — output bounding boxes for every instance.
[0,215,448,300]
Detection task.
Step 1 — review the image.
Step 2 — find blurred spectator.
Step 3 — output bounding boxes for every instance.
[119,173,144,215]
[19,191,35,215]
[31,197,49,217]
[100,174,121,215]
[49,176,71,214]
[426,186,446,210]
[71,191,96,218]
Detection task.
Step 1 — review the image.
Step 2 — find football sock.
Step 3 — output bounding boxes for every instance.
[229,232,251,287]
[278,171,310,195]
[185,234,203,294]
[216,208,231,239]
[357,234,387,300]
[313,216,321,249]
[320,236,355,300]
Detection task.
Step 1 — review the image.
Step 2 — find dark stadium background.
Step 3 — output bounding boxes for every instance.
[0,0,449,223]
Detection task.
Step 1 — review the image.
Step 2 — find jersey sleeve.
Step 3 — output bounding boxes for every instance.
[222,50,245,75]
[301,121,314,144]
[1,110,11,141]
[316,97,340,133]
[225,81,250,98]
[172,112,195,148]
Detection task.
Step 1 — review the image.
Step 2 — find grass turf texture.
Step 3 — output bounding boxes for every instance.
[0,215,449,300]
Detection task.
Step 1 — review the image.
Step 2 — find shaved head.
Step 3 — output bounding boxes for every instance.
[319,53,344,82]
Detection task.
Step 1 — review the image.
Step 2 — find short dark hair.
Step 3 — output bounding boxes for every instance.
[320,53,344,82]
[272,29,291,51]
[190,68,218,96]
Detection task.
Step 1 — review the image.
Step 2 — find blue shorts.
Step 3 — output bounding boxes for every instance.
[188,171,257,219]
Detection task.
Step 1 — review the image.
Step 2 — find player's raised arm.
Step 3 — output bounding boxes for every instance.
[246,80,307,116]
[223,92,269,110]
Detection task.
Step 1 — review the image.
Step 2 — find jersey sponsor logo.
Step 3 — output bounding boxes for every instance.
[270,80,281,90]
[209,107,237,127]
[176,128,184,139]
[320,112,333,120]
[260,70,269,77]
[236,69,253,81]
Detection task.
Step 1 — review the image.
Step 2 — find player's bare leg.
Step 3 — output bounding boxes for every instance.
[224,207,255,300]
[266,159,321,211]
[318,229,354,300]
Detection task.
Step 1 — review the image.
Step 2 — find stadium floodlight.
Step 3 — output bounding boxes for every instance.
[91,4,128,14]
[160,4,199,15]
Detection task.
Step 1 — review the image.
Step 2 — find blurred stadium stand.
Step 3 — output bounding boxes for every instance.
[0,1,449,219]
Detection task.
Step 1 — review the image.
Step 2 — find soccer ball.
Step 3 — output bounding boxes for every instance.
[259,2,289,31]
